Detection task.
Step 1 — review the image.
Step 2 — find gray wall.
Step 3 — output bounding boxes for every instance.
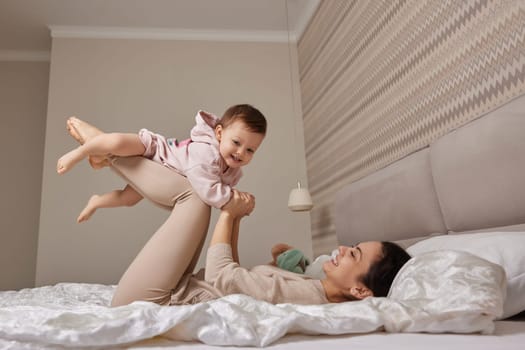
[298,0,525,255]
[0,61,49,290]
[36,38,312,286]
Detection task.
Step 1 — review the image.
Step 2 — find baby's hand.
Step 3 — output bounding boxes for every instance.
[241,191,255,216]
[270,243,293,265]
[272,243,293,256]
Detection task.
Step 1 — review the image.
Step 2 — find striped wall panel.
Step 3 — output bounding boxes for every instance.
[298,0,525,255]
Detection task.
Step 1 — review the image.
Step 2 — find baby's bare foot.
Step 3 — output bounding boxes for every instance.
[77,194,100,223]
[67,117,109,169]
[66,117,84,144]
[67,117,103,145]
[57,148,84,174]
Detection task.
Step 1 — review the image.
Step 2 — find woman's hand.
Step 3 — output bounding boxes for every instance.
[222,189,255,218]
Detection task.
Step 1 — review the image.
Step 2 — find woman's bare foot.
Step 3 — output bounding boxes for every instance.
[57,148,84,174]
[66,116,104,145]
[77,194,101,223]
[66,117,109,169]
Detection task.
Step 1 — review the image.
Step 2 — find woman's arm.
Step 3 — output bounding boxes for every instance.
[209,190,254,248]
[209,211,236,246]
[205,190,254,284]
[209,215,240,263]
[231,217,241,263]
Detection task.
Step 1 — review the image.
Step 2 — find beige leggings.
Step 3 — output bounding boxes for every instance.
[109,156,211,306]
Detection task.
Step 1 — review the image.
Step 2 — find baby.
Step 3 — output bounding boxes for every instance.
[57,104,266,222]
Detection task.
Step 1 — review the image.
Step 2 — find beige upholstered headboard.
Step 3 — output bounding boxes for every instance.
[335,94,525,247]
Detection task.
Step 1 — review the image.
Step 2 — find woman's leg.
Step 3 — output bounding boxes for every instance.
[66,118,212,304]
[110,156,185,210]
[112,159,207,276]
[111,173,211,306]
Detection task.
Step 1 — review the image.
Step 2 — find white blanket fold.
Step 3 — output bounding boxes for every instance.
[0,250,506,349]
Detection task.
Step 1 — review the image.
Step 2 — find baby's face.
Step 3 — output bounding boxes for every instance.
[215,120,265,169]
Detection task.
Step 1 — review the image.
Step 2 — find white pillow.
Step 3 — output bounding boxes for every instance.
[407,231,525,319]
[387,250,506,334]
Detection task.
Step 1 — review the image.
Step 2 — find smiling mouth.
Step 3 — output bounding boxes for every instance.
[231,155,242,162]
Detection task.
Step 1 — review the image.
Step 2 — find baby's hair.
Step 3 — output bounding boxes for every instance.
[219,104,267,135]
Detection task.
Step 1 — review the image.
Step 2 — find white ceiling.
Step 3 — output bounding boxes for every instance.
[0,0,320,53]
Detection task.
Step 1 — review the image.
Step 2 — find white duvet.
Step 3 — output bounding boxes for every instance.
[0,251,506,349]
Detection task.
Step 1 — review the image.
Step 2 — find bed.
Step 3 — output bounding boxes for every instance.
[1,94,525,349]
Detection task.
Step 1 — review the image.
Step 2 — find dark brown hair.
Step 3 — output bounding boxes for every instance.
[361,241,411,297]
[218,104,267,135]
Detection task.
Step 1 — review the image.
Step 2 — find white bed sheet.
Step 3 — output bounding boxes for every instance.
[126,320,525,350]
[0,251,510,349]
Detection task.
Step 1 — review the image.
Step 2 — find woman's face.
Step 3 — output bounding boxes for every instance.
[323,241,383,291]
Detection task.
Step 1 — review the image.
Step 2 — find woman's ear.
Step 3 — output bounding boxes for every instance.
[349,285,373,300]
[215,124,223,142]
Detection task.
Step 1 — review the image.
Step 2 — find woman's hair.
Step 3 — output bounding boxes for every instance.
[361,241,411,297]
[219,104,267,135]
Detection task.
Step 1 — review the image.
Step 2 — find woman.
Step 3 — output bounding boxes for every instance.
[65,119,410,306]
[200,190,410,305]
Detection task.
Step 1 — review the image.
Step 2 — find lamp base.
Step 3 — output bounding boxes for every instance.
[288,186,313,212]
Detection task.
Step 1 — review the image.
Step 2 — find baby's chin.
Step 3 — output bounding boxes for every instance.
[226,162,242,169]
[225,158,244,168]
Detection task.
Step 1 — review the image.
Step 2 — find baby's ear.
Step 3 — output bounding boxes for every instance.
[214,124,223,142]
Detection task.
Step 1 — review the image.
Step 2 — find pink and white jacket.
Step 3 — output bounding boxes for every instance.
[139,110,242,208]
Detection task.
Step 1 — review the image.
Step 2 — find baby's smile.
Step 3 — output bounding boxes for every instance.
[230,154,242,163]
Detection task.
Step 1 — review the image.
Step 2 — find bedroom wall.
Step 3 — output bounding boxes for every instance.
[299,0,525,254]
[0,61,49,290]
[36,38,312,286]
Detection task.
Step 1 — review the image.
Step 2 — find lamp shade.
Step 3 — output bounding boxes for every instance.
[288,183,313,211]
